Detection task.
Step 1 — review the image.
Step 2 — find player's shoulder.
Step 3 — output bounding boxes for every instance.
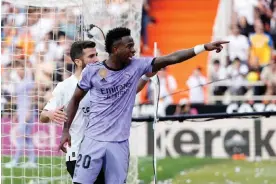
[54,81,65,90]
[130,56,155,68]
[132,56,151,61]
[54,75,76,91]
[82,62,105,74]
[52,81,65,95]
[61,75,78,86]
[132,56,155,62]
[86,61,104,69]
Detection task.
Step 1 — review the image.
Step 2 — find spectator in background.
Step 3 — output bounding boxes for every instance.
[270,0,276,47]
[5,61,37,168]
[2,4,25,39]
[141,0,151,52]
[4,26,19,48]
[227,24,250,64]
[186,67,207,104]
[30,31,66,65]
[29,8,56,42]
[226,57,249,95]
[1,41,10,66]
[210,60,228,103]
[17,29,35,58]
[232,0,258,26]
[147,67,177,116]
[29,31,68,81]
[247,64,263,99]
[6,6,26,27]
[237,16,255,37]
[141,0,156,53]
[55,31,69,60]
[249,20,273,69]
[33,32,58,63]
[174,99,198,116]
[261,61,276,97]
[25,7,40,29]
[14,46,25,61]
[1,4,77,119]
[1,2,11,21]
[256,0,273,32]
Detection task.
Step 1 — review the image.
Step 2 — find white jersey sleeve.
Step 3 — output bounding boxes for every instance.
[44,83,65,111]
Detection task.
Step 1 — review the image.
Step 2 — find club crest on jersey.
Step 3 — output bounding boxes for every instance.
[98,68,107,82]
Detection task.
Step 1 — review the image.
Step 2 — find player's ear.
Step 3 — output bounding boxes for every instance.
[112,45,118,53]
[112,41,121,53]
[74,59,82,66]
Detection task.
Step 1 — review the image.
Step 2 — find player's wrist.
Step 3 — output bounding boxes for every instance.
[45,110,54,121]
[141,75,150,81]
[194,44,206,55]
[62,125,70,132]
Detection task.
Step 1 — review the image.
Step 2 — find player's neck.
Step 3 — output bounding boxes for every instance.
[105,55,124,70]
[74,68,82,79]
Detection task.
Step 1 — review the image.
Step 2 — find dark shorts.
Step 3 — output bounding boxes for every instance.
[66,160,105,184]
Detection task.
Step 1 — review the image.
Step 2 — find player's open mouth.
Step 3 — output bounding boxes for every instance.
[128,56,133,60]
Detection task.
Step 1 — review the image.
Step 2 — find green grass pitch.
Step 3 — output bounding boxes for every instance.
[2,156,276,184]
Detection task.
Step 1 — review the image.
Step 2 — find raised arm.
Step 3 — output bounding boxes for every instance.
[136,79,148,94]
[58,87,87,153]
[152,41,229,72]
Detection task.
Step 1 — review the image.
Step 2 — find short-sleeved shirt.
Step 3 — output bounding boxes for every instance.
[78,57,154,142]
[44,75,91,161]
[249,33,273,66]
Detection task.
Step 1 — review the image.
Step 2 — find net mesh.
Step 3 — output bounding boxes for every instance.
[1,0,143,183]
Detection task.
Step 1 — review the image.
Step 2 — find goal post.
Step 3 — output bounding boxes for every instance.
[1,0,144,183]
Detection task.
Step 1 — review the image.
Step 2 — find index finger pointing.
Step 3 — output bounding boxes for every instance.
[217,40,230,44]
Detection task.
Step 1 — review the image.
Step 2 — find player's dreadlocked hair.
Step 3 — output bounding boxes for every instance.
[105,27,131,54]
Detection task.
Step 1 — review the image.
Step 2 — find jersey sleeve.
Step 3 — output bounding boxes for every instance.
[136,57,155,76]
[44,83,63,111]
[77,66,94,91]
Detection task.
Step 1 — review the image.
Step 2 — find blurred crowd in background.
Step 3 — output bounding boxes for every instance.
[210,0,276,104]
[2,0,276,120]
[1,2,78,120]
[1,0,155,120]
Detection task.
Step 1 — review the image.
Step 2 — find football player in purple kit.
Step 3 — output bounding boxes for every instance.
[59,27,228,184]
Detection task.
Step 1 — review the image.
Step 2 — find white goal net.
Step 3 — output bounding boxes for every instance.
[1,0,143,183]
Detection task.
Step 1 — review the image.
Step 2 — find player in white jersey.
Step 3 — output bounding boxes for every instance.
[40,41,105,182]
[40,40,154,182]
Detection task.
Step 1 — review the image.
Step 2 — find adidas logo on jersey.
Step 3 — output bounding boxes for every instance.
[101,78,107,82]
[125,72,131,78]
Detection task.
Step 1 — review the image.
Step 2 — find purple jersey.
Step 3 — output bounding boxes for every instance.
[78,57,154,141]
